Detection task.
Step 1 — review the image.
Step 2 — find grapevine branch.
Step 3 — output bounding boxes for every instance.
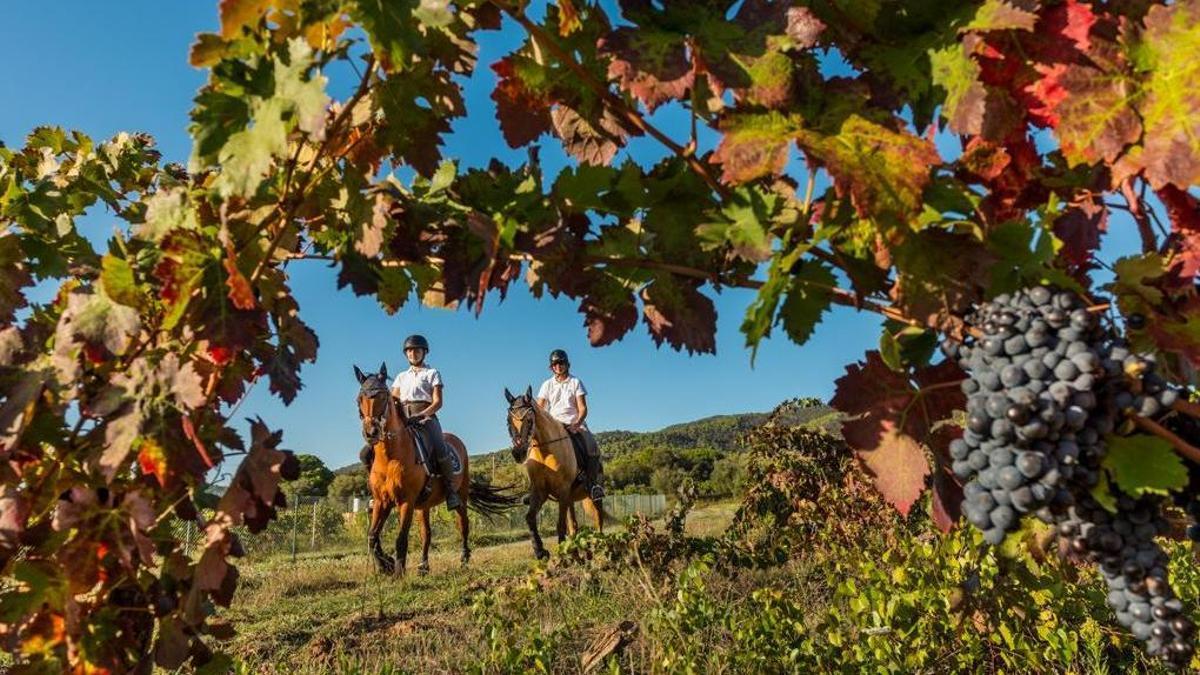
[1132,414,1200,464]
[1120,178,1158,255]
[283,251,927,328]
[251,55,378,283]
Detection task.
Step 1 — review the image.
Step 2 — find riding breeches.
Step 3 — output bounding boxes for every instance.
[401,401,451,465]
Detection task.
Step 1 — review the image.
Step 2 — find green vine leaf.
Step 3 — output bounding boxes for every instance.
[1102,433,1188,498]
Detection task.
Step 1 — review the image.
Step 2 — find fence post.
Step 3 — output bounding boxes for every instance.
[291,491,298,563]
[311,499,318,551]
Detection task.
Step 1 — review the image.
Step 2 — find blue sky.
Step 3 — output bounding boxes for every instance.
[2,2,1144,469]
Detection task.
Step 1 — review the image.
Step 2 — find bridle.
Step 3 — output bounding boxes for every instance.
[507,399,536,459]
[358,377,397,444]
[507,397,571,461]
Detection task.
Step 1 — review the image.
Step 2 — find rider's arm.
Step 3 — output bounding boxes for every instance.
[418,385,443,419]
[536,397,549,410]
[573,394,588,428]
[418,384,443,419]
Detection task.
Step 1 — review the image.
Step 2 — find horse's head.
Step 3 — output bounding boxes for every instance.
[504,385,535,462]
[355,362,393,445]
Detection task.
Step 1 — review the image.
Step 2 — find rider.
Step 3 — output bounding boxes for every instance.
[390,334,461,510]
[536,349,605,500]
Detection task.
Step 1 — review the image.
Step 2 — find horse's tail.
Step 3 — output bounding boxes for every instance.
[467,476,521,519]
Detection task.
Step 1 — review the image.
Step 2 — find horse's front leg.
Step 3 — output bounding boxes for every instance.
[526,492,549,561]
[566,502,579,537]
[555,498,569,545]
[393,501,414,577]
[417,508,431,575]
[368,500,394,574]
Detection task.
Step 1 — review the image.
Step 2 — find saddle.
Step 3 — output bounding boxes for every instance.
[407,420,461,506]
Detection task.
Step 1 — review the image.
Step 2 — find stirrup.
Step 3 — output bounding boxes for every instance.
[590,484,605,500]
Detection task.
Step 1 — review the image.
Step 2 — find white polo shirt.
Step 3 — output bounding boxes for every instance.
[537,375,587,426]
[391,366,443,402]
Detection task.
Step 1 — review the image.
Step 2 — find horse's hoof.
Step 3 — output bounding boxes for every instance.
[417,564,430,576]
[534,549,550,561]
[460,551,471,566]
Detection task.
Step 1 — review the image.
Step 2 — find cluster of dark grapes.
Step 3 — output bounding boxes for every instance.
[945,285,1195,667]
[1057,493,1195,664]
[946,286,1112,543]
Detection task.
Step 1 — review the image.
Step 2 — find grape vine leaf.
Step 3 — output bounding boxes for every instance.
[1132,0,1200,190]
[640,275,717,355]
[600,27,693,113]
[1102,433,1188,497]
[799,115,941,226]
[491,56,553,149]
[0,234,31,324]
[1156,185,1200,282]
[830,351,965,516]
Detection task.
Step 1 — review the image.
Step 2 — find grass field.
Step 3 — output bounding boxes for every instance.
[223,502,739,673]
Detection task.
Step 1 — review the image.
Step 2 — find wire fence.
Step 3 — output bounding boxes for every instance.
[171,492,668,561]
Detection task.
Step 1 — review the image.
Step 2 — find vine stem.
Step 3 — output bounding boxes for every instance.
[1172,398,1200,420]
[1120,178,1158,255]
[491,1,728,197]
[1132,414,1200,464]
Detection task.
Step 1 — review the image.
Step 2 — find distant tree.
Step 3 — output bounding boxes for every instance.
[290,454,334,497]
[326,472,367,503]
[651,466,688,500]
[706,455,748,497]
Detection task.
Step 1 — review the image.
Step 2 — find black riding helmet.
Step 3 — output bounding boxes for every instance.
[404,334,430,351]
[549,349,569,365]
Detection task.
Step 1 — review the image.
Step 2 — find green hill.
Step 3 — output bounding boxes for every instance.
[334,401,840,497]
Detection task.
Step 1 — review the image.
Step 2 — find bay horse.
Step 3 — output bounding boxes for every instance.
[504,386,604,560]
[355,363,517,575]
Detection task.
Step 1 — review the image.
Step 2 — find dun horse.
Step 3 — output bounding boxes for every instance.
[355,364,517,575]
[504,386,605,560]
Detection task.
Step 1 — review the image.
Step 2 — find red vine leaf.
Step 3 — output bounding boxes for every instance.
[491,56,553,149]
[1157,185,1200,282]
[831,351,965,516]
[223,256,256,311]
[640,276,717,355]
[600,27,694,113]
[0,234,31,325]
[1052,197,1108,277]
[857,424,930,518]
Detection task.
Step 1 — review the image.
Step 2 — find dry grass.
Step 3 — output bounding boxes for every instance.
[222,501,739,673]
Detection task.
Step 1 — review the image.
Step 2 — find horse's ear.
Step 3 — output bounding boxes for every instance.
[354,365,366,384]
[379,361,388,380]
[525,384,533,401]
[504,387,515,404]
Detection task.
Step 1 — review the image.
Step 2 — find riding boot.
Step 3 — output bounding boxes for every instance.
[439,454,462,510]
[585,454,605,500]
